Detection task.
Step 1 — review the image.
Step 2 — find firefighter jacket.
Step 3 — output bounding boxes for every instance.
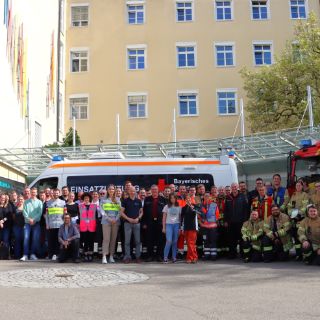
[298,216,320,250]
[251,195,274,223]
[310,193,320,212]
[264,213,293,252]
[287,191,309,218]
[241,219,264,251]
[217,195,226,223]
[198,202,220,229]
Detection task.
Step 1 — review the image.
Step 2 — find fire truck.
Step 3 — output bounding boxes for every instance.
[287,140,320,195]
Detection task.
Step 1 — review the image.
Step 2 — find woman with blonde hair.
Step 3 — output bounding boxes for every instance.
[100,184,121,264]
[0,193,15,250]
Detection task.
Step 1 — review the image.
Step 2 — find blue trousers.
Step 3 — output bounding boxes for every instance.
[23,223,40,256]
[164,223,180,260]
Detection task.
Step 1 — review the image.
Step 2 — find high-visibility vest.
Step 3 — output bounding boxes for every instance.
[47,207,64,215]
[79,203,97,232]
[199,202,220,228]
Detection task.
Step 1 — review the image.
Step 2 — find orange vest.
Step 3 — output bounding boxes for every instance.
[79,203,97,232]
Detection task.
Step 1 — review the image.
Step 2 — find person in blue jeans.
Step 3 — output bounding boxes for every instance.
[162,194,182,263]
[12,195,25,259]
[20,188,43,261]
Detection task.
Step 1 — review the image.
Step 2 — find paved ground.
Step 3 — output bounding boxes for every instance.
[0,259,319,320]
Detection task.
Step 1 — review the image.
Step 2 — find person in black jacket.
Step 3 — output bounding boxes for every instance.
[181,195,199,263]
[0,194,15,248]
[224,183,249,259]
[142,185,166,262]
[248,178,264,207]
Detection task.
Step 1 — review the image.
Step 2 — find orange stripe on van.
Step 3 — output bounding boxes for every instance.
[50,160,221,169]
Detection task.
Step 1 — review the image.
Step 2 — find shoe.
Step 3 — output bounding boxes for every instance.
[145,257,153,262]
[136,258,142,264]
[52,255,57,261]
[163,258,168,264]
[30,254,38,261]
[192,260,198,264]
[73,259,81,263]
[102,256,108,264]
[20,255,28,262]
[109,256,115,263]
[210,255,217,261]
[157,256,163,262]
[172,259,177,263]
[88,255,93,262]
[244,258,250,263]
[186,260,192,264]
[123,258,130,264]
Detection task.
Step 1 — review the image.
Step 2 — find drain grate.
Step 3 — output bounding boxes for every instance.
[55,274,74,278]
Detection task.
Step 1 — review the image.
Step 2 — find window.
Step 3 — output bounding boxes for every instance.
[177,44,196,68]
[70,50,88,72]
[128,94,147,118]
[71,5,89,27]
[290,0,307,19]
[33,177,58,190]
[217,90,237,115]
[127,47,146,70]
[70,96,88,119]
[253,43,272,65]
[176,1,193,22]
[127,2,145,24]
[178,92,198,116]
[215,43,235,66]
[251,1,269,20]
[215,1,232,20]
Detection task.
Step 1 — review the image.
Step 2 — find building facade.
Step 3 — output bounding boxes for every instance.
[0,0,65,184]
[65,0,320,145]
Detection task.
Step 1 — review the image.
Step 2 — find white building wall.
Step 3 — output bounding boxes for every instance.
[0,0,64,149]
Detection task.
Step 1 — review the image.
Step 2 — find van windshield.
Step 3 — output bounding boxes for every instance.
[33,177,58,190]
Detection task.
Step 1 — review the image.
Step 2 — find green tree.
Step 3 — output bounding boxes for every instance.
[241,13,320,132]
[44,127,81,148]
[62,127,81,147]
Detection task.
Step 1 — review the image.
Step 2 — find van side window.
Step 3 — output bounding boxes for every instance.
[34,177,58,190]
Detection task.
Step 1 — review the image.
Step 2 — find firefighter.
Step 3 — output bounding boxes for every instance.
[286,181,309,260]
[262,204,293,262]
[241,208,264,263]
[310,182,320,212]
[298,205,320,265]
[251,186,274,223]
[198,193,220,261]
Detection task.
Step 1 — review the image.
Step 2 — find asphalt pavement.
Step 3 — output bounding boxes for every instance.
[0,259,319,320]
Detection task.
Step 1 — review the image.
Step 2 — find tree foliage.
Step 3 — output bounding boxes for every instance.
[44,127,81,148]
[241,14,320,132]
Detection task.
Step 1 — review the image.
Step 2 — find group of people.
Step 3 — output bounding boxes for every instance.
[0,174,319,266]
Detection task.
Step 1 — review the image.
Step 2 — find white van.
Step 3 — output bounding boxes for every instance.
[29,153,238,192]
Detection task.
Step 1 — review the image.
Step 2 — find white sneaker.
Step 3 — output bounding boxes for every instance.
[109,256,115,263]
[20,255,28,262]
[52,254,57,261]
[102,256,108,264]
[30,254,38,261]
